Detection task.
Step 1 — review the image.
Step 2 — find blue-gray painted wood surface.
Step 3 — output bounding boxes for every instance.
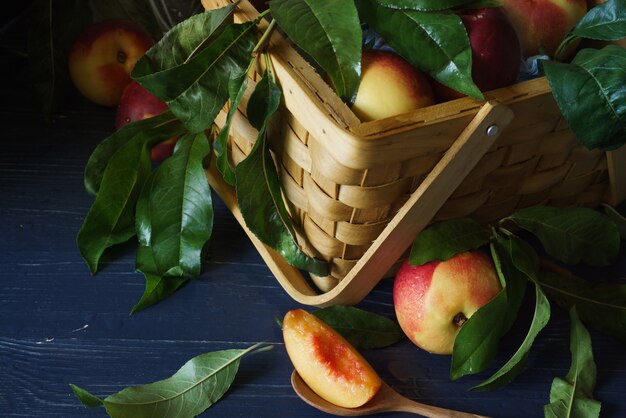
[1,7,626,417]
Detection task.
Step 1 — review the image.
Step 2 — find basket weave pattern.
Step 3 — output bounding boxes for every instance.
[207,0,620,292]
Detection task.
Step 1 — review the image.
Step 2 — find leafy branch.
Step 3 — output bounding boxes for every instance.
[409,204,624,413]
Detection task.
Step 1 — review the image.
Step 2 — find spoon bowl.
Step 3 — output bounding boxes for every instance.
[291,370,489,418]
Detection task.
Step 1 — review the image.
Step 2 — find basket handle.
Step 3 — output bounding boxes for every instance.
[207,100,514,306]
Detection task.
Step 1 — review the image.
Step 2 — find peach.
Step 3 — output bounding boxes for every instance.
[351,50,435,122]
[115,80,175,161]
[497,0,588,58]
[68,19,154,106]
[393,251,502,355]
[282,309,382,408]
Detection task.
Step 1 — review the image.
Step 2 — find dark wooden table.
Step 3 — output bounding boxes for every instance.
[2,13,626,418]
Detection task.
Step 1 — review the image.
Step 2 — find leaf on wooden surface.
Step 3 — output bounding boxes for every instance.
[543,46,626,151]
[504,206,621,266]
[538,271,626,344]
[451,237,527,380]
[133,5,256,133]
[472,280,551,391]
[130,274,189,314]
[313,305,404,349]
[235,71,329,276]
[70,343,273,418]
[27,0,91,120]
[135,132,214,279]
[358,0,482,99]
[70,384,103,408]
[269,0,362,102]
[409,218,492,266]
[83,112,181,196]
[77,134,153,274]
[544,307,601,418]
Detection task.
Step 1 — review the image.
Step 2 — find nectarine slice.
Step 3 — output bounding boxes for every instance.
[283,309,382,408]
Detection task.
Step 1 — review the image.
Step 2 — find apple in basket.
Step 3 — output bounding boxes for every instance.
[351,49,435,122]
[393,251,502,355]
[283,309,382,408]
[497,0,588,58]
[115,80,176,161]
[68,19,154,106]
[434,7,522,101]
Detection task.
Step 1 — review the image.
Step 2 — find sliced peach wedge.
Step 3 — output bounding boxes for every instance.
[282,309,382,408]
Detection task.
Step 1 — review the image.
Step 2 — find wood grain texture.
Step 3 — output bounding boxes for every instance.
[2,8,626,418]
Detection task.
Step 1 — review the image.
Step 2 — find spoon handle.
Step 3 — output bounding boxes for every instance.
[393,395,489,418]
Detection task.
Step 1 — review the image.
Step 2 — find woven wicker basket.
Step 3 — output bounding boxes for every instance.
[203,0,626,307]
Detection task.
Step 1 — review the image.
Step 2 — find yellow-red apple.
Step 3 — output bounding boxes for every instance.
[115,80,176,161]
[434,8,522,102]
[69,19,154,106]
[282,309,382,408]
[393,251,502,355]
[497,0,587,58]
[351,50,435,122]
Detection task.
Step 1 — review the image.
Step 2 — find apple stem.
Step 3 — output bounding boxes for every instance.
[117,51,127,65]
[453,313,467,328]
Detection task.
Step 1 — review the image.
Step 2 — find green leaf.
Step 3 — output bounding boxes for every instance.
[471,235,548,390]
[409,218,492,266]
[269,0,362,102]
[571,0,626,41]
[71,343,272,418]
[602,204,626,240]
[358,0,482,99]
[472,281,551,390]
[84,112,181,196]
[27,0,91,121]
[544,307,601,418]
[70,384,103,408]
[504,205,621,266]
[313,305,404,349]
[235,71,329,276]
[214,71,250,186]
[371,0,473,11]
[538,271,626,344]
[133,6,256,133]
[451,237,527,380]
[130,274,189,315]
[135,132,214,279]
[77,134,153,274]
[543,46,626,151]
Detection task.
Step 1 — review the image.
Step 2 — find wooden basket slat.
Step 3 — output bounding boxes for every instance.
[202,0,625,304]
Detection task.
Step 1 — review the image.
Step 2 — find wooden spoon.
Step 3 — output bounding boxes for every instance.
[291,371,489,418]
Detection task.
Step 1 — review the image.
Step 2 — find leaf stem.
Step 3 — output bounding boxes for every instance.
[253,18,277,55]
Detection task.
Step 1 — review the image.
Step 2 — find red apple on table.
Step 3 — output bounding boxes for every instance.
[68,19,154,107]
[115,80,176,161]
[434,8,521,102]
[497,0,588,58]
[351,50,435,122]
[393,251,502,355]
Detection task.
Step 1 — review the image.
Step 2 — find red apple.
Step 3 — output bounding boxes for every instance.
[115,80,175,161]
[434,8,521,102]
[282,309,382,408]
[393,251,502,355]
[69,20,154,106]
[497,0,588,58]
[351,50,435,122]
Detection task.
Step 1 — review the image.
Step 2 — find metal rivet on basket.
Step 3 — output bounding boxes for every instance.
[486,124,499,137]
